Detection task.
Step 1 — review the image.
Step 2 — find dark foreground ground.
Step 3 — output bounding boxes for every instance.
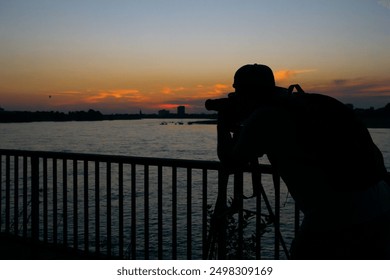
[0,233,105,260]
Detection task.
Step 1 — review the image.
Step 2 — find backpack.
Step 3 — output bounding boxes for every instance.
[281,84,387,191]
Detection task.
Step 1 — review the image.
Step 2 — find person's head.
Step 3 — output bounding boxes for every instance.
[233,64,275,102]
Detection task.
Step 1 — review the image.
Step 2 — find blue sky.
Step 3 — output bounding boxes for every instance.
[0,0,389,113]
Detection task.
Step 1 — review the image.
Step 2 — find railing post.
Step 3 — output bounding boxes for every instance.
[5,155,10,234]
[14,156,19,236]
[31,156,40,241]
[144,164,149,260]
[43,157,48,243]
[52,158,58,245]
[171,167,177,260]
[118,162,123,258]
[252,166,262,259]
[131,163,137,259]
[157,165,163,259]
[83,160,89,254]
[202,169,208,259]
[73,159,78,252]
[187,167,192,260]
[63,159,68,247]
[0,154,2,233]
[215,169,228,259]
[95,161,100,255]
[272,172,280,259]
[106,162,111,258]
[234,171,244,259]
[23,156,28,238]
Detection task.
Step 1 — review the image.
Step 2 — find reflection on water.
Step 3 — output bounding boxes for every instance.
[0,120,218,161]
[1,120,389,166]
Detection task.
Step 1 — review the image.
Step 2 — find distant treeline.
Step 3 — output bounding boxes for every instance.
[0,104,389,127]
[351,103,390,128]
[0,108,216,123]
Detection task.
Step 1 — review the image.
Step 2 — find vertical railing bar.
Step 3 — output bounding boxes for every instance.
[216,169,228,259]
[131,163,136,259]
[187,167,192,260]
[256,174,262,260]
[63,159,68,247]
[118,162,124,258]
[251,166,263,260]
[157,165,163,259]
[202,169,208,259]
[144,164,149,260]
[43,157,48,243]
[234,172,244,259]
[31,156,39,241]
[14,156,19,236]
[0,154,2,233]
[171,166,177,260]
[73,159,78,251]
[95,161,100,254]
[5,155,10,233]
[106,162,112,258]
[52,158,58,245]
[273,172,280,260]
[84,160,89,254]
[22,156,28,239]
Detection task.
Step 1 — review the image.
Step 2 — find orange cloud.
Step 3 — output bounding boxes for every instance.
[274,69,316,82]
[154,83,232,112]
[192,83,231,99]
[84,89,144,103]
[161,86,186,95]
[159,83,231,104]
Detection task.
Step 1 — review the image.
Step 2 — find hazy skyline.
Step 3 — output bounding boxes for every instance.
[1,0,389,113]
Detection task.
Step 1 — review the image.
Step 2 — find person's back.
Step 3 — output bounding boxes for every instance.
[276,92,387,190]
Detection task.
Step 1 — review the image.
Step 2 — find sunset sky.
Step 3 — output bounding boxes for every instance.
[1,0,389,113]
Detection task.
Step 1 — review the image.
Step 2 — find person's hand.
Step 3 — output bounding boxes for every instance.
[217,111,232,133]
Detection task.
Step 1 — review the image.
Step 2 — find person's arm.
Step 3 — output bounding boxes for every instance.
[217,110,265,168]
[216,112,236,163]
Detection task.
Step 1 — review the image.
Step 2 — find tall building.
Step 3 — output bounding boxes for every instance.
[177,106,185,117]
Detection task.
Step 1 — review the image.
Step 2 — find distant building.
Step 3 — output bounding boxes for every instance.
[177,106,185,117]
[158,109,170,117]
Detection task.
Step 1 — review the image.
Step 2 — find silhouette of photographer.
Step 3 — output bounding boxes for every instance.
[212,64,390,259]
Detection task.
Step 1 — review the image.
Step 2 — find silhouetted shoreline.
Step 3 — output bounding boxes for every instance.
[0,109,216,123]
[0,104,389,128]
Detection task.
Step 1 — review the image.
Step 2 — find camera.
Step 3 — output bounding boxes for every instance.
[205,92,238,112]
[205,92,244,133]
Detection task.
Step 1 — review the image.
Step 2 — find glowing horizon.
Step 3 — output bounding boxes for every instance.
[1,1,389,113]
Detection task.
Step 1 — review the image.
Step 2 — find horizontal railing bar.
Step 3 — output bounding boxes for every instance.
[0,149,275,174]
[0,149,220,169]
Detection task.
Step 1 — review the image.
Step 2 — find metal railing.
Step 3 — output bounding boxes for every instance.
[0,149,294,259]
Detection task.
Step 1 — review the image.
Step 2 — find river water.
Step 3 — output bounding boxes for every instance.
[0,119,389,259]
